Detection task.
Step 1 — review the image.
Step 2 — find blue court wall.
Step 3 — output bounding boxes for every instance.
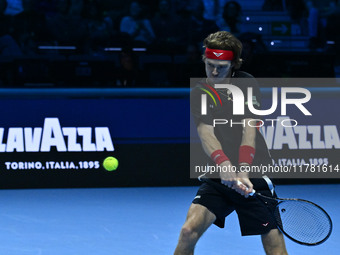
[0,88,339,189]
[0,89,194,189]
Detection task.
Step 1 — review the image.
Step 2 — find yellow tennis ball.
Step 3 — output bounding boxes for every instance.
[103,157,118,171]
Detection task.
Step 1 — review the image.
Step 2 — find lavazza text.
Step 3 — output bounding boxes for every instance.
[0,118,114,152]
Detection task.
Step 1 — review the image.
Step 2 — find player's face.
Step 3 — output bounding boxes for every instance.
[205,58,232,82]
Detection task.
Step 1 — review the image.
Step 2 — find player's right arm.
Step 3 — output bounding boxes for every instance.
[191,86,250,196]
[197,122,237,188]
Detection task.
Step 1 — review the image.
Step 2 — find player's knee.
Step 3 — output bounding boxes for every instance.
[262,230,288,255]
[264,241,288,255]
[266,250,288,255]
[179,225,199,244]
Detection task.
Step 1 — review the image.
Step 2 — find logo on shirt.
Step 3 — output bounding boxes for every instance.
[200,84,223,115]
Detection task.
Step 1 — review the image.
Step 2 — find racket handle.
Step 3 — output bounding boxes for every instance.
[236,180,256,196]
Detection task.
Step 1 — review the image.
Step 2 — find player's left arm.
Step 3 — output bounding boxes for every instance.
[233,119,256,195]
[240,118,256,149]
[235,78,261,195]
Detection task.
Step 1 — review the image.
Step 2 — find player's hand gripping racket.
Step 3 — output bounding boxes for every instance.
[198,174,333,246]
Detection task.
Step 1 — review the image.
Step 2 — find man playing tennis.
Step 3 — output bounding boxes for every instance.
[174,31,288,255]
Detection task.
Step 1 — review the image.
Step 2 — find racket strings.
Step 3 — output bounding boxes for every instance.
[274,200,332,244]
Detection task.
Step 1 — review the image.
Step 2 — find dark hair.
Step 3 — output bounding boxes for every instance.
[203,31,243,69]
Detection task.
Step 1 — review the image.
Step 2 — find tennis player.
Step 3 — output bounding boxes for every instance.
[174,31,288,255]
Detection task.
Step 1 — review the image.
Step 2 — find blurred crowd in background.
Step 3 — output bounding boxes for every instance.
[0,0,339,87]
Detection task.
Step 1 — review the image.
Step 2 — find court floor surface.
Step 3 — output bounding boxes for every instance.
[0,184,339,254]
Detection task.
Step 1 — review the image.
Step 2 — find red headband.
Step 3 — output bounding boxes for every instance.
[205,48,234,61]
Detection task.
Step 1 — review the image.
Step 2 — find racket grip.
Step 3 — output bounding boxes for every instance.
[236,180,256,196]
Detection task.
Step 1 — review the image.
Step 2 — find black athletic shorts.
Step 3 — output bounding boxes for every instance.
[192,177,278,236]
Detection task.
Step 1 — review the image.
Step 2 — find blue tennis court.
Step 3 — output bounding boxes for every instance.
[0,184,338,254]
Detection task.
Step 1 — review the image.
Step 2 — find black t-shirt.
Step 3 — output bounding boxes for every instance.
[190,71,271,166]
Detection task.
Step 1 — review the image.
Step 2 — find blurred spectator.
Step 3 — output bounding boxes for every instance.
[182,43,205,79]
[320,1,339,44]
[3,0,23,16]
[0,0,6,12]
[305,0,323,49]
[286,0,307,21]
[286,0,308,35]
[325,0,340,76]
[151,0,178,52]
[115,49,145,87]
[82,0,115,54]
[45,0,88,51]
[0,0,10,35]
[320,1,338,32]
[217,1,244,36]
[120,1,155,46]
[320,0,338,17]
[175,0,218,47]
[173,0,191,17]
[0,34,22,56]
[98,0,127,30]
[238,32,267,74]
[189,0,219,43]
[306,1,318,38]
[170,1,191,51]
[262,0,283,11]
[35,0,57,15]
[201,0,229,21]
[0,0,22,56]
[10,0,49,55]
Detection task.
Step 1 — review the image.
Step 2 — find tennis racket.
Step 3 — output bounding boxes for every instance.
[198,174,333,246]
